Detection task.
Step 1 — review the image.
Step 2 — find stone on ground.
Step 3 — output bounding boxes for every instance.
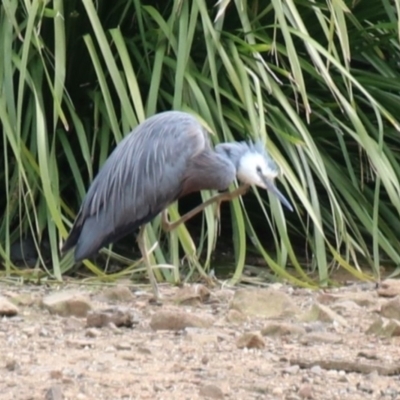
[173,284,211,305]
[261,322,306,337]
[317,291,377,307]
[100,285,134,302]
[198,384,224,399]
[377,279,400,297]
[41,291,92,317]
[366,317,400,337]
[225,309,248,324]
[86,307,138,328]
[299,332,343,345]
[236,332,265,349]
[380,296,400,321]
[150,309,215,330]
[0,296,19,316]
[300,302,348,326]
[45,385,63,400]
[230,288,299,318]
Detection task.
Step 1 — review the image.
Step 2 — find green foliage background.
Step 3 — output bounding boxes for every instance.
[1,0,400,286]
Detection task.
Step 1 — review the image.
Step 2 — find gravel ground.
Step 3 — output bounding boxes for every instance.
[1,279,400,400]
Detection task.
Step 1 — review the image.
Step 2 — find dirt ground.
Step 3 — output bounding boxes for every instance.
[1,278,400,400]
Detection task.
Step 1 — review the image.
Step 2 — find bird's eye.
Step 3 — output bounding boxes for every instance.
[256,166,262,174]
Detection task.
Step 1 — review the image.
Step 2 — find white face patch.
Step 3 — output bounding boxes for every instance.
[237,152,278,187]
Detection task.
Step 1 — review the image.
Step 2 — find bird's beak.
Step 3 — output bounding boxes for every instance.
[259,174,293,212]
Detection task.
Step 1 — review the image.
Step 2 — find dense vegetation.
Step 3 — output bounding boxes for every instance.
[1,0,400,286]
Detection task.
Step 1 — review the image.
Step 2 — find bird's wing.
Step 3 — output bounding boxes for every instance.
[62,112,208,261]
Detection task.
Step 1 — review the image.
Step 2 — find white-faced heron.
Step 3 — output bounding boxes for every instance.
[62,111,293,298]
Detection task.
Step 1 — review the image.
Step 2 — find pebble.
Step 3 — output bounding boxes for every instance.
[45,385,63,400]
[236,332,265,349]
[86,307,139,328]
[301,303,348,326]
[230,288,300,318]
[41,291,92,317]
[284,365,300,375]
[0,296,19,316]
[298,383,313,399]
[150,309,215,330]
[310,365,323,375]
[380,296,400,321]
[198,384,224,399]
[377,280,400,297]
[100,285,134,302]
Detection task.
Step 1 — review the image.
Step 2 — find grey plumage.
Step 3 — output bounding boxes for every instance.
[62,110,292,264]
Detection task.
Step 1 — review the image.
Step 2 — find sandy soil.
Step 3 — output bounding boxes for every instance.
[1,279,400,400]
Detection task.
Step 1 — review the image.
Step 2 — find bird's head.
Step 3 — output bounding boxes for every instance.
[218,141,293,211]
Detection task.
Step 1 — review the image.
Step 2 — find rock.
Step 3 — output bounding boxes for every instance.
[225,309,247,324]
[101,285,134,302]
[299,332,343,345]
[303,321,327,332]
[272,387,284,396]
[174,284,211,305]
[22,326,36,337]
[357,382,374,394]
[284,365,300,375]
[8,293,37,307]
[382,387,400,398]
[331,300,361,313]
[63,316,85,332]
[150,309,214,330]
[317,292,377,308]
[380,296,400,321]
[365,317,400,337]
[49,370,63,380]
[85,328,101,338]
[185,331,218,345]
[310,365,323,375]
[137,346,151,355]
[5,358,18,371]
[116,343,131,350]
[212,289,234,303]
[65,339,94,349]
[357,350,379,360]
[261,322,306,337]
[300,303,348,326]
[169,363,184,373]
[230,288,299,318]
[290,357,400,375]
[39,327,50,337]
[344,292,378,307]
[298,384,313,399]
[199,384,224,399]
[41,291,92,317]
[377,279,400,297]
[316,293,337,304]
[45,385,63,400]
[86,307,139,328]
[0,296,19,316]
[236,332,265,349]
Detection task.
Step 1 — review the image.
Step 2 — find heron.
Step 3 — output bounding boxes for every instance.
[62,111,292,298]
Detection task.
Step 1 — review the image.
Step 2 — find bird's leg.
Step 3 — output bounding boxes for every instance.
[137,225,160,299]
[162,185,250,232]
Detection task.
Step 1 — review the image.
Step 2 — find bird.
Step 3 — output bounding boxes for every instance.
[62,110,293,298]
